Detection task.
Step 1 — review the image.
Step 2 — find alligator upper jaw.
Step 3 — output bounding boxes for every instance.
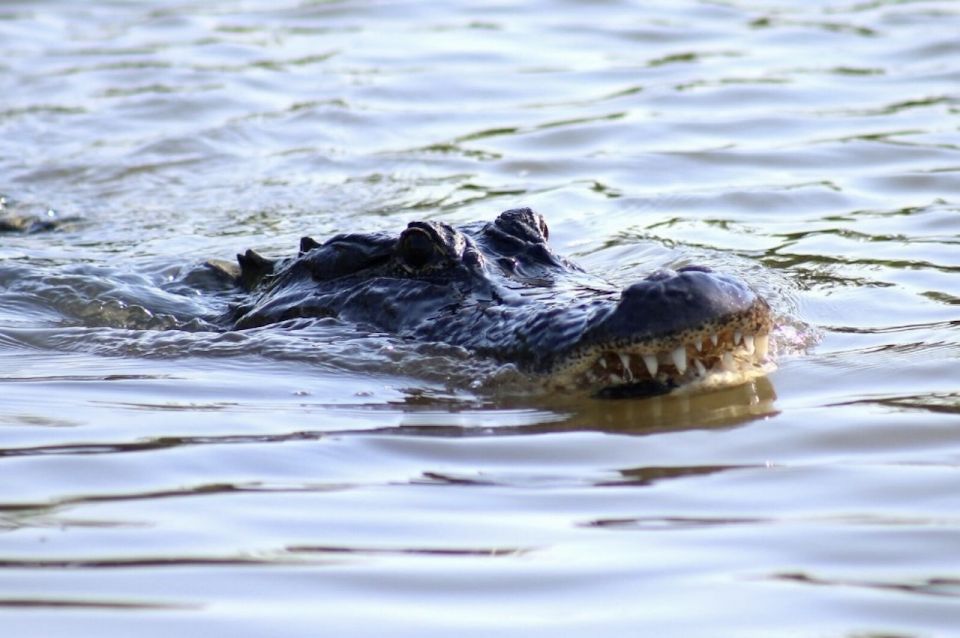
[546,301,775,399]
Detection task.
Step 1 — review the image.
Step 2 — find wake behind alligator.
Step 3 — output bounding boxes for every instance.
[213,208,775,399]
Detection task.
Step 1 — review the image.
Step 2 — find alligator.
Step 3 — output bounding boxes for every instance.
[217,208,774,398]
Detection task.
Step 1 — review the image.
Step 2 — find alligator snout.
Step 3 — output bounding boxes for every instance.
[611,266,760,341]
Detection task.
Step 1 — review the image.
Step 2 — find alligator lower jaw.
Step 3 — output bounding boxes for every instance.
[551,329,774,399]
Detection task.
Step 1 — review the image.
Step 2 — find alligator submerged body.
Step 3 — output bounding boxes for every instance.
[219,208,774,398]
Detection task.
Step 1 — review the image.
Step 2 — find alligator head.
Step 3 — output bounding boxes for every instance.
[221,208,774,398]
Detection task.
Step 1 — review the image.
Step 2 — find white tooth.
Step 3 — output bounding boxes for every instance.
[733,331,742,345]
[694,358,706,376]
[609,373,622,384]
[694,338,703,352]
[618,352,633,381]
[671,347,687,374]
[756,334,769,359]
[598,357,608,369]
[743,334,755,354]
[642,354,658,377]
[722,352,735,370]
[710,333,719,346]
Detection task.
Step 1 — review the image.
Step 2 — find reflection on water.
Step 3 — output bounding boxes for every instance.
[2,0,960,636]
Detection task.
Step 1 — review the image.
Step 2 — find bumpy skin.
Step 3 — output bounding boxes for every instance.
[223,208,772,396]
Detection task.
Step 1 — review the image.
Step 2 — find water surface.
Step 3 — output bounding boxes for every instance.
[2,1,960,636]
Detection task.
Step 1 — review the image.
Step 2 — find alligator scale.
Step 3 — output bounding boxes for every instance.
[218,208,774,398]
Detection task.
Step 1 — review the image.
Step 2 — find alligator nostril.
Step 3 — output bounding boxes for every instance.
[643,268,677,282]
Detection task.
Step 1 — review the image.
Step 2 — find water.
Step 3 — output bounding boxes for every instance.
[2,0,960,635]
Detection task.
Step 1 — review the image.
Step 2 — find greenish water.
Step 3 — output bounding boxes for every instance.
[2,1,959,636]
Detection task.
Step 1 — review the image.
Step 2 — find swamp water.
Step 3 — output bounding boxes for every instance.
[1,1,960,636]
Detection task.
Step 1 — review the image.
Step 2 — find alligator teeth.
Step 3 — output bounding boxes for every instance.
[642,354,658,377]
[581,327,772,389]
[722,352,735,370]
[671,347,687,374]
[694,358,706,376]
[756,334,769,359]
[618,352,634,381]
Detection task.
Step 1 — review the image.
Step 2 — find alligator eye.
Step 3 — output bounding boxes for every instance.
[398,227,436,270]
[537,216,549,241]
[463,248,483,268]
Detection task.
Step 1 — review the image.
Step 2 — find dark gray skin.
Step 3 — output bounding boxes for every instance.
[222,208,773,398]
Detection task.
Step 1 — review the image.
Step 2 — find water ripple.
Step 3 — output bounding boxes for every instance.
[1,1,960,636]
